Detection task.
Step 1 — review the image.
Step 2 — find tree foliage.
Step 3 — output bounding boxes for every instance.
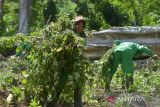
[10,15,89,105]
[1,0,160,36]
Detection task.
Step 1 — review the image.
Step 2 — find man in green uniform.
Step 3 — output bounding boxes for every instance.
[105,40,159,92]
[73,15,87,39]
[73,15,87,107]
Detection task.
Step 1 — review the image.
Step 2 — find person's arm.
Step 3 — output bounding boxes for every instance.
[138,45,155,57]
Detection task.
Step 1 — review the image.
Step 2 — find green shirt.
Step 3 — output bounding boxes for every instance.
[114,42,154,57]
[77,31,87,39]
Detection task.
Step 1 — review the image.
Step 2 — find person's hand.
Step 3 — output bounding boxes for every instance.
[152,55,160,60]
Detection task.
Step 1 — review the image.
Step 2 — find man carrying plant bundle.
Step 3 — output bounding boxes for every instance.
[72,15,87,107]
[105,40,159,92]
[73,15,87,39]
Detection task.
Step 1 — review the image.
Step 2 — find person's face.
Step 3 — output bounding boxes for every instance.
[74,20,84,33]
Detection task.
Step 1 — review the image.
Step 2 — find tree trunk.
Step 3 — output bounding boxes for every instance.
[18,0,31,35]
[0,0,4,21]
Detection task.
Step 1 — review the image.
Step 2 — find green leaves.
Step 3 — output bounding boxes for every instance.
[0,36,17,56]
[16,42,32,57]
[20,15,89,104]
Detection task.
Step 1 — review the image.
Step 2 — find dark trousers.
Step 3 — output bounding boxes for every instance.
[74,85,83,107]
[105,72,133,91]
[105,51,134,92]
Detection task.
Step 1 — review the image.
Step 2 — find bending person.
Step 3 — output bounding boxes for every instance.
[105,40,159,92]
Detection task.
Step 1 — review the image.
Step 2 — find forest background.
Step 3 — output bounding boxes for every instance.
[0,0,160,36]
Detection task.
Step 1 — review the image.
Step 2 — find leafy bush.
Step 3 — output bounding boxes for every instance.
[0,34,29,57]
[0,56,28,103]
[15,15,89,105]
[0,36,17,56]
